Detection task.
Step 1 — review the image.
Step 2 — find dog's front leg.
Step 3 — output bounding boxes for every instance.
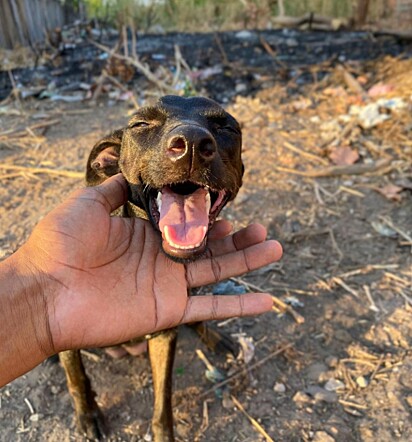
[148,329,178,442]
[59,350,105,440]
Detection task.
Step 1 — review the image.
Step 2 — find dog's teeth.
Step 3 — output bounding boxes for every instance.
[156,192,162,212]
[205,192,211,213]
[163,225,207,250]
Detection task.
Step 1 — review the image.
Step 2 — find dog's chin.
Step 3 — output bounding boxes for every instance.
[161,238,208,263]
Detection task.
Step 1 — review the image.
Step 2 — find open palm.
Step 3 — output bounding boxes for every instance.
[23,174,282,352]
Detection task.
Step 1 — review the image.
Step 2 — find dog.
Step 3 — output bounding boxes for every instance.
[59,95,243,441]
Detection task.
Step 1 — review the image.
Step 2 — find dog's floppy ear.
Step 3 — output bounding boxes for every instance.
[86,129,124,186]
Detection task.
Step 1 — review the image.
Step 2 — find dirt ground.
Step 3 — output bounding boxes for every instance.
[1,32,412,442]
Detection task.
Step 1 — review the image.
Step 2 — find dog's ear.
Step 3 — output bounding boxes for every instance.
[86,129,124,186]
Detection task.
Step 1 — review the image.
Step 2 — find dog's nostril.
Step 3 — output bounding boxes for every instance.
[198,139,216,160]
[168,137,187,158]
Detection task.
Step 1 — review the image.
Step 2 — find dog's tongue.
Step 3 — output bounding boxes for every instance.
[159,187,209,248]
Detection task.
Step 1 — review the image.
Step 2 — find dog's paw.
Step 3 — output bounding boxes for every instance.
[77,409,106,441]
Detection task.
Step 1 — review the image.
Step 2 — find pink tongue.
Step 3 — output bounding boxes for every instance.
[159,187,209,247]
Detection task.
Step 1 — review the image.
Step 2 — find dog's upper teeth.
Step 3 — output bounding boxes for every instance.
[205,192,211,213]
[156,192,162,212]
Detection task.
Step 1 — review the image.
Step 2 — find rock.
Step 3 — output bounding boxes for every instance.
[274,382,286,393]
[306,386,338,403]
[235,83,247,93]
[293,391,311,406]
[29,413,40,422]
[285,38,298,47]
[324,378,345,392]
[306,363,328,382]
[356,376,368,388]
[313,430,335,442]
[235,30,254,39]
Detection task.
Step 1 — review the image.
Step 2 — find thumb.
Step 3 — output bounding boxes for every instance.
[91,174,128,212]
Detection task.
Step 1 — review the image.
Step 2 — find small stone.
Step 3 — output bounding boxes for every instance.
[313,430,335,442]
[50,385,59,395]
[356,376,368,388]
[306,386,338,403]
[235,83,247,93]
[235,30,253,39]
[30,413,39,422]
[324,378,345,392]
[273,382,286,393]
[293,391,311,406]
[285,38,298,47]
[405,396,412,408]
[306,363,328,382]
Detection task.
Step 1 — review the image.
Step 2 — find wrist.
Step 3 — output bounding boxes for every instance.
[0,249,56,386]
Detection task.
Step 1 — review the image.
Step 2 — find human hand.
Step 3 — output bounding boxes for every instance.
[11,174,282,356]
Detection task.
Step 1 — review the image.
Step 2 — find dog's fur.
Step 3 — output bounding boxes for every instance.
[59,95,243,441]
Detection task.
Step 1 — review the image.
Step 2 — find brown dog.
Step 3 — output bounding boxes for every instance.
[59,95,243,441]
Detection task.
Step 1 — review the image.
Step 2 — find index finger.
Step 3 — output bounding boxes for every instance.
[186,240,282,288]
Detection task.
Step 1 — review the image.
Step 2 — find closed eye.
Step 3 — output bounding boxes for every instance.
[129,121,150,129]
[219,125,240,134]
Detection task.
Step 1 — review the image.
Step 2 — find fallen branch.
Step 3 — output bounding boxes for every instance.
[0,164,83,179]
[283,141,328,165]
[199,342,294,398]
[90,39,176,93]
[274,158,391,178]
[231,395,274,442]
[272,296,305,324]
[230,276,304,323]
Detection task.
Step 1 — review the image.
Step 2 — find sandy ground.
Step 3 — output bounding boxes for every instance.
[0,52,411,442]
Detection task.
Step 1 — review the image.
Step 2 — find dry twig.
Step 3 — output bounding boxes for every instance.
[199,343,294,398]
[283,141,328,165]
[274,158,391,178]
[0,164,83,179]
[90,40,176,93]
[231,395,274,442]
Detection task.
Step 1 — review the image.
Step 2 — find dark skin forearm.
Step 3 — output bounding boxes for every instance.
[0,175,282,388]
[0,251,54,386]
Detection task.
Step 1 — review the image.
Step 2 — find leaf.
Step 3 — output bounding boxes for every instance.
[329,146,359,166]
[368,82,394,97]
[376,184,403,201]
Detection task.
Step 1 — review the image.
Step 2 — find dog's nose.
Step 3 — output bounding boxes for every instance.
[166,126,217,163]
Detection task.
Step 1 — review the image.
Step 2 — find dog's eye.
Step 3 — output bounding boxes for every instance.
[129,121,150,129]
[220,125,239,134]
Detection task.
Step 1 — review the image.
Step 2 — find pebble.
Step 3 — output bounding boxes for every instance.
[324,378,345,392]
[293,391,311,406]
[313,430,336,442]
[306,363,328,382]
[30,413,40,422]
[273,382,286,393]
[306,386,338,403]
[356,376,368,388]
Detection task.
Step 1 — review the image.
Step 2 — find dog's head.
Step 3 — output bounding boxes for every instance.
[87,95,243,262]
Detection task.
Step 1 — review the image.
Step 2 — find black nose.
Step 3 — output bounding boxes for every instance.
[166,125,217,164]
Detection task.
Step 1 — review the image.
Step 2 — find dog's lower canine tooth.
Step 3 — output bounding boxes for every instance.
[205,192,211,214]
[156,192,162,212]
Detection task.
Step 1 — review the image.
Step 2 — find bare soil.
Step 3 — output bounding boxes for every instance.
[0,32,411,442]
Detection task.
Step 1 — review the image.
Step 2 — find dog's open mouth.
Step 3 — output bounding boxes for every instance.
[147,181,228,259]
